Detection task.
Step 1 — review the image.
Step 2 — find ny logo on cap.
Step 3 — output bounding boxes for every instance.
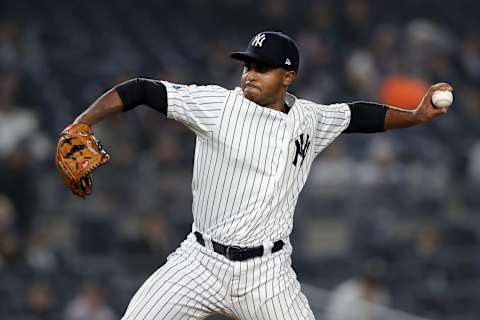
[285,58,291,65]
[252,33,266,47]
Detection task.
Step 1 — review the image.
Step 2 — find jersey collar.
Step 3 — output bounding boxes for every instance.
[284,92,297,112]
[234,87,297,114]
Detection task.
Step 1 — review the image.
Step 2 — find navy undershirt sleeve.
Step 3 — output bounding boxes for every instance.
[115,78,167,115]
[343,101,387,133]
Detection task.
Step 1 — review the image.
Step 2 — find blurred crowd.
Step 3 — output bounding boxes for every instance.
[1,0,480,319]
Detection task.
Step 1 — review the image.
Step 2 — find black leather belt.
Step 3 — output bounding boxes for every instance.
[194,231,284,261]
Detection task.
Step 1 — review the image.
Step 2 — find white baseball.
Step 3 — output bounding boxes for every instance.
[431,90,453,108]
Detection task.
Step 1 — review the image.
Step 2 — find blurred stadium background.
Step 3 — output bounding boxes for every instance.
[1,0,480,319]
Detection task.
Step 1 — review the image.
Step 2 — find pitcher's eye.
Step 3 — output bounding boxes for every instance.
[257,65,271,73]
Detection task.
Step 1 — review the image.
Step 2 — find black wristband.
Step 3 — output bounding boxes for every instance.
[344,101,387,133]
[115,78,167,115]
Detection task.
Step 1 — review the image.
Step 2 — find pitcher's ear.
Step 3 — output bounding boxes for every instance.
[284,70,296,86]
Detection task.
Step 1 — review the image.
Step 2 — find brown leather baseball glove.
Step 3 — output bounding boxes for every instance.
[55,123,110,197]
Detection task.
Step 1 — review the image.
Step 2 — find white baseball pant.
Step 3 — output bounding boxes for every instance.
[121,233,315,319]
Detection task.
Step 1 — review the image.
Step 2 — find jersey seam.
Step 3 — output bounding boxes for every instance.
[196,91,232,145]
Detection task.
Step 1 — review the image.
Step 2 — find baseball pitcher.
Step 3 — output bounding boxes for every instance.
[55,31,452,319]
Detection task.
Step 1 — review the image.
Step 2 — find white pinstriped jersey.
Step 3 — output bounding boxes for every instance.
[162,81,351,247]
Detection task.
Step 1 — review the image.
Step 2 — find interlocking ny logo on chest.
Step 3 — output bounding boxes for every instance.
[292,134,310,167]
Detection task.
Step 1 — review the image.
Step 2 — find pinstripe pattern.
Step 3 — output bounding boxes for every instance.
[122,82,351,319]
[122,235,314,320]
[162,83,350,246]
[123,235,235,320]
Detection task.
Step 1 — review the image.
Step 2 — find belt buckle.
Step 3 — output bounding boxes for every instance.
[225,245,243,260]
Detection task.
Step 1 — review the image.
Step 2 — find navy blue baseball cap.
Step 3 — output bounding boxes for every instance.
[230,31,300,72]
